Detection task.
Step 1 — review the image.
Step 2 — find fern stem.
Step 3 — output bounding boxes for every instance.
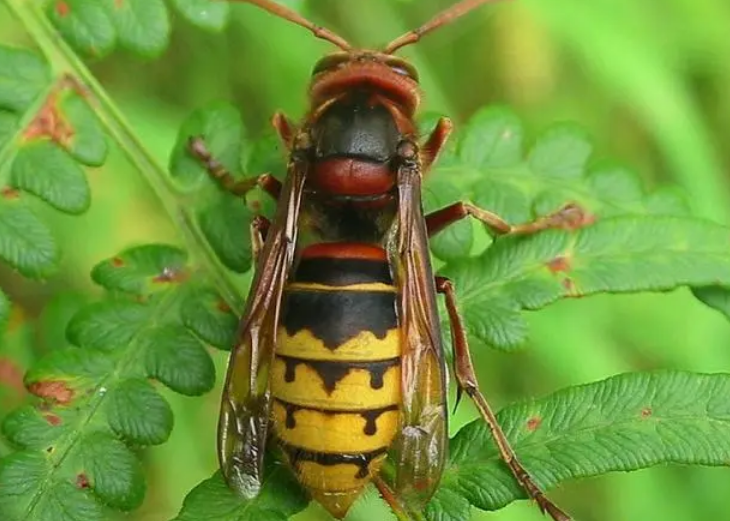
[5,0,244,311]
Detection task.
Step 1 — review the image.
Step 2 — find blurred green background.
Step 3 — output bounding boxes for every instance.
[2,0,730,520]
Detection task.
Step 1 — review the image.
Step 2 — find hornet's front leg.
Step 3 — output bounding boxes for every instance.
[187,136,282,200]
[187,111,297,200]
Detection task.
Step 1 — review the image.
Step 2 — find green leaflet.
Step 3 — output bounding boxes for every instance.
[440,216,730,351]
[172,467,309,521]
[0,288,9,332]
[46,0,117,59]
[44,0,229,58]
[107,379,173,445]
[91,244,189,295]
[428,371,730,518]
[168,103,258,273]
[169,102,244,189]
[0,245,227,521]
[10,140,90,214]
[169,0,230,31]
[180,286,238,349]
[693,286,730,320]
[0,110,17,149]
[426,106,691,264]
[0,452,105,521]
[198,194,255,273]
[104,0,170,58]
[0,46,51,112]
[0,197,58,278]
[0,45,108,278]
[57,92,107,167]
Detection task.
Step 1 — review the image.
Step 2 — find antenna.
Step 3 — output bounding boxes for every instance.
[227,0,352,51]
[384,0,507,54]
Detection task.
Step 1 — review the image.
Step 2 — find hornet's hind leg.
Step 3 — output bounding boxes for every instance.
[423,196,580,520]
[434,276,571,521]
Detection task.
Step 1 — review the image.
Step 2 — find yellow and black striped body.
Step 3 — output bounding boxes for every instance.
[271,242,401,518]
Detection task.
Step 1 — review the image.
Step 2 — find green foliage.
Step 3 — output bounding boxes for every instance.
[1,1,730,521]
[427,371,730,521]
[168,103,287,273]
[173,467,308,521]
[0,44,103,281]
[441,216,730,351]
[169,0,230,31]
[0,289,9,330]
[425,106,689,255]
[0,245,235,520]
[45,0,229,59]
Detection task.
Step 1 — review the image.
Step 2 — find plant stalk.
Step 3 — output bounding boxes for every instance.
[4,0,245,311]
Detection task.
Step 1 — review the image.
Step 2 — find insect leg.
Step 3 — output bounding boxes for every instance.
[421,117,453,171]
[187,136,282,199]
[425,201,588,237]
[434,275,572,521]
[271,111,296,149]
[374,476,414,521]
[250,215,270,263]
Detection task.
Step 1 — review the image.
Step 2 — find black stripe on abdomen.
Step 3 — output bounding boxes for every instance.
[274,398,398,435]
[278,354,400,393]
[281,290,397,349]
[294,257,393,286]
[279,441,388,479]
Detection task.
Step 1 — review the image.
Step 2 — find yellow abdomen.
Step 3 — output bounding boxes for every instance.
[270,243,401,518]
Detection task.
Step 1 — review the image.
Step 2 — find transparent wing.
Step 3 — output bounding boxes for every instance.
[389,159,449,507]
[218,161,306,497]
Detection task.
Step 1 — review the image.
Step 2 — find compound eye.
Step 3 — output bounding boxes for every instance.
[312,53,350,76]
[384,58,419,82]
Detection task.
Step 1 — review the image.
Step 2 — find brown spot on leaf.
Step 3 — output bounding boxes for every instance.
[547,255,582,296]
[641,407,652,418]
[1,187,19,200]
[28,380,74,405]
[562,277,583,297]
[0,358,25,395]
[44,413,62,426]
[61,74,91,99]
[152,267,188,284]
[216,299,232,313]
[76,473,90,488]
[526,416,542,432]
[556,203,596,231]
[24,92,74,146]
[547,255,571,273]
[111,256,125,267]
[56,1,70,16]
